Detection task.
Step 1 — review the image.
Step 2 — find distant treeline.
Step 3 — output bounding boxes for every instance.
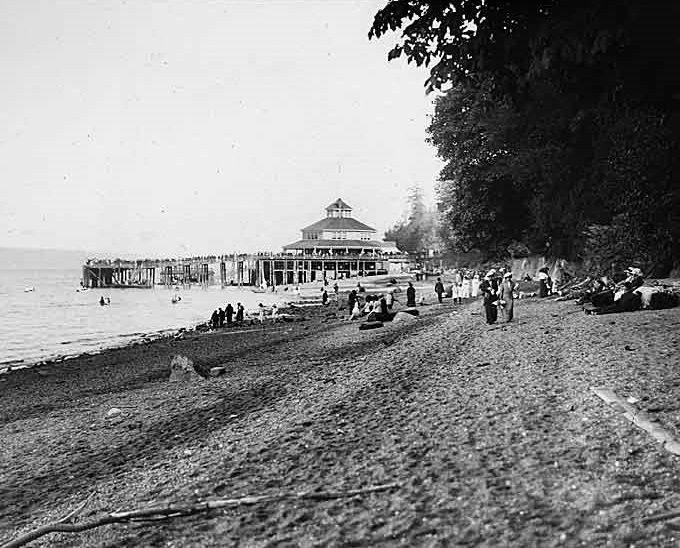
[371,1,680,276]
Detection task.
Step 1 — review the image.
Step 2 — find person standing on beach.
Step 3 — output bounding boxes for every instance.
[538,267,550,298]
[450,277,459,304]
[236,303,244,323]
[461,275,471,301]
[225,303,234,326]
[480,271,498,325]
[379,296,389,320]
[348,290,357,311]
[385,289,394,310]
[210,309,220,329]
[406,282,416,307]
[454,270,463,304]
[322,289,329,305]
[499,272,515,322]
[471,273,480,298]
[349,301,361,320]
[258,303,265,324]
[434,278,444,303]
[218,307,225,328]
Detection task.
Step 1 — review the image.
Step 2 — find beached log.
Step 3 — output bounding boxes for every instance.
[359,321,384,330]
[590,387,680,457]
[1,483,399,548]
[642,509,680,524]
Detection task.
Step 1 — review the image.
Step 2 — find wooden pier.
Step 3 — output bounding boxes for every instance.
[81,253,411,289]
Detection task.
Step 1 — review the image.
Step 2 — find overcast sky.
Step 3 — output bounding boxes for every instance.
[0,0,442,257]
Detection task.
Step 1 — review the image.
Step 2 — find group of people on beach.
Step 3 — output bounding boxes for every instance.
[346,282,399,321]
[210,302,245,328]
[554,266,677,315]
[478,269,517,325]
[432,268,517,325]
[433,270,483,304]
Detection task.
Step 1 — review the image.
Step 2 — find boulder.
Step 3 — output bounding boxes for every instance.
[209,366,226,377]
[392,311,418,325]
[169,355,204,382]
[106,407,122,418]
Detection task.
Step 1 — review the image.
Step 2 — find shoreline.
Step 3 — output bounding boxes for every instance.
[0,273,432,375]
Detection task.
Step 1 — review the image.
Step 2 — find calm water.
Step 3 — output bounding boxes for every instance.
[0,258,284,369]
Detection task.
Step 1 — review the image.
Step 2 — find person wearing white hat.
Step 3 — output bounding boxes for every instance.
[480,271,498,324]
[587,265,645,315]
[499,272,515,322]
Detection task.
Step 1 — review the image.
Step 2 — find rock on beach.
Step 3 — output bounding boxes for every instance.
[168,355,204,382]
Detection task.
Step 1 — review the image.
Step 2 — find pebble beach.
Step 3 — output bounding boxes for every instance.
[2,291,680,547]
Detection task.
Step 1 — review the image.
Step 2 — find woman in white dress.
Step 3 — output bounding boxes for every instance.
[461,275,472,300]
[450,278,459,303]
[471,273,480,298]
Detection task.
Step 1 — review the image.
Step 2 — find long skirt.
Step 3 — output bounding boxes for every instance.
[503,299,514,321]
[484,296,497,324]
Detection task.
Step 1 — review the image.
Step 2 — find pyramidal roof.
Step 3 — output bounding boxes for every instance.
[302,217,375,232]
[326,198,352,211]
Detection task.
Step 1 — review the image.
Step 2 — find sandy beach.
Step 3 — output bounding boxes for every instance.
[2,289,680,547]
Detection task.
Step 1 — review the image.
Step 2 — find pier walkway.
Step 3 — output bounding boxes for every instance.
[82,253,414,289]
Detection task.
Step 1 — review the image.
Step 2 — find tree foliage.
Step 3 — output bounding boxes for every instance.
[385,187,441,255]
[370,0,680,273]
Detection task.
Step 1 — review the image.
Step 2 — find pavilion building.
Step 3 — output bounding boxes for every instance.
[283,198,396,256]
[81,199,408,290]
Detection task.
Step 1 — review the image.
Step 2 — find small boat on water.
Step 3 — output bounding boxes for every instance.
[24,287,35,293]
[171,294,182,304]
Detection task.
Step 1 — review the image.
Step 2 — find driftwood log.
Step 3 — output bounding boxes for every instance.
[590,387,680,456]
[1,483,399,548]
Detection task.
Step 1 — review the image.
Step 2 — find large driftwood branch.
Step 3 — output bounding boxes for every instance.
[642,509,680,524]
[590,387,680,456]
[1,483,399,548]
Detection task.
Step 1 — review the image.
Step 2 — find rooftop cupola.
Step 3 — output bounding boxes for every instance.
[326,198,352,218]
